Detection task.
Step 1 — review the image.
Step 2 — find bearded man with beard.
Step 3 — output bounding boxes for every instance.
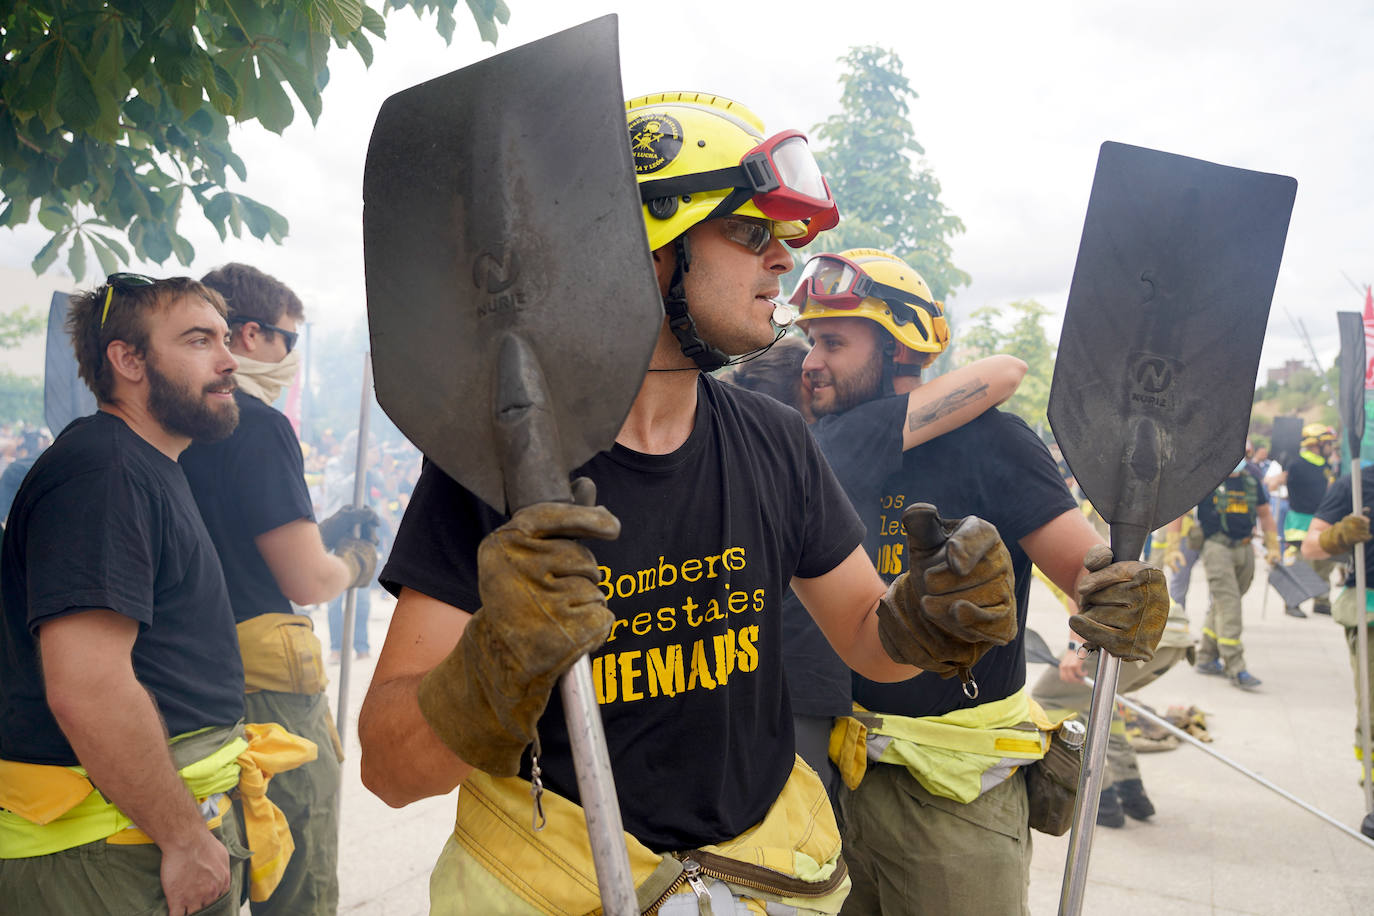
[0,275,315,914]
[793,249,1169,916]
[180,263,377,916]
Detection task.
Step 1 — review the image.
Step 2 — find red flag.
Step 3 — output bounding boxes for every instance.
[1364,285,1374,389]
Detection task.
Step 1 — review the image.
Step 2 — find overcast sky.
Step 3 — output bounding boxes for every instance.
[1,0,1370,379]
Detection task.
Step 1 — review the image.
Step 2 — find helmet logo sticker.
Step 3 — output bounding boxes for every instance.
[629,113,684,174]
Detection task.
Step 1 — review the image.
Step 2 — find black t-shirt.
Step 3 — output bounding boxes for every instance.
[847,408,1079,718]
[781,397,907,718]
[0,412,245,765]
[380,375,863,852]
[1197,472,1268,540]
[1315,466,1374,587]
[181,391,315,622]
[1285,452,1331,516]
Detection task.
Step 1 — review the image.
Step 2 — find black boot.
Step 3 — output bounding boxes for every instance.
[1362,812,1374,840]
[1096,783,1125,828]
[1114,778,1156,821]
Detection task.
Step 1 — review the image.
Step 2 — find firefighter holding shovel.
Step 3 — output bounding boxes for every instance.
[357,89,1019,914]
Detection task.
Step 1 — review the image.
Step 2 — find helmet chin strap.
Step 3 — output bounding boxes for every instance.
[660,235,730,372]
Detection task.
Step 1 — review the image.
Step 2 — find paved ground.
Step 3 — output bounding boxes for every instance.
[320,558,1374,915]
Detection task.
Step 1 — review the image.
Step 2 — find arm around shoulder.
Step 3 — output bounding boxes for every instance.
[899,355,1026,451]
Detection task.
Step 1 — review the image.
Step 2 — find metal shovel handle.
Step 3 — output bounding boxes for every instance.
[494,333,637,914]
[1058,516,1152,915]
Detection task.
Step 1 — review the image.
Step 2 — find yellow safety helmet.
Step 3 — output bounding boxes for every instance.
[1301,422,1336,447]
[790,249,949,354]
[627,92,838,252]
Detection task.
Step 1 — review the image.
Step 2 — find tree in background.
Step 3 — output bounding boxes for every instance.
[1,0,509,280]
[0,306,46,426]
[959,299,1055,435]
[811,46,969,303]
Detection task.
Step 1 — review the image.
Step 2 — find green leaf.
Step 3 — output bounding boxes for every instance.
[37,203,72,233]
[330,0,366,32]
[239,196,271,238]
[67,234,88,281]
[136,218,173,263]
[93,233,131,263]
[437,4,457,43]
[349,31,373,67]
[262,49,323,124]
[211,61,240,108]
[58,143,91,191]
[360,5,386,36]
[10,43,58,115]
[122,95,158,128]
[243,63,297,134]
[32,230,69,275]
[90,234,121,277]
[170,232,195,266]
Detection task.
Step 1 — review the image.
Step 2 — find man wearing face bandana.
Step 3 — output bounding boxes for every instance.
[181,263,378,916]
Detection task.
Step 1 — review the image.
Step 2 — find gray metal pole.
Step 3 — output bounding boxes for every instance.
[1351,467,1373,815]
[335,353,373,811]
[1082,672,1374,852]
[1058,653,1123,915]
[560,657,637,912]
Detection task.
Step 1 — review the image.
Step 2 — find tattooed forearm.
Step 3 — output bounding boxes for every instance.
[907,381,992,432]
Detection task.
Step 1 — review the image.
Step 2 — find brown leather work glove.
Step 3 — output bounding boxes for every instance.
[1069,544,1169,662]
[417,496,620,777]
[1318,514,1372,555]
[876,503,1017,681]
[334,537,378,589]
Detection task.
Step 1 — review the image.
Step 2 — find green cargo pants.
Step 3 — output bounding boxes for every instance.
[839,764,1030,916]
[0,797,250,915]
[1198,535,1255,676]
[244,689,342,916]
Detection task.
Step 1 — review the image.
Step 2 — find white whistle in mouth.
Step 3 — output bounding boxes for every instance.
[771,301,795,328]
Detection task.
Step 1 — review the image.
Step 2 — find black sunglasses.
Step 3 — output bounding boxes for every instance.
[100,272,156,327]
[229,316,299,354]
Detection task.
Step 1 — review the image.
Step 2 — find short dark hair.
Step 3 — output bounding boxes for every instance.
[200,263,305,329]
[67,277,228,404]
[721,335,809,411]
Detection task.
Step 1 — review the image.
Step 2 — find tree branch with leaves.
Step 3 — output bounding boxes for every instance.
[0,0,509,280]
[811,45,969,302]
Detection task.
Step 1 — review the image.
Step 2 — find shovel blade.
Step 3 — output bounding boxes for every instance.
[1268,559,1331,608]
[362,14,661,512]
[1271,416,1303,469]
[1048,142,1296,532]
[1338,312,1366,460]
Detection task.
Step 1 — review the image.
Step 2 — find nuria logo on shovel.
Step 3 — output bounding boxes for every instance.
[1128,352,1181,409]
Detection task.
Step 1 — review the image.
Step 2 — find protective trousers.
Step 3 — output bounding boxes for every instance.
[243,690,341,916]
[0,799,250,915]
[1030,646,1190,783]
[1198,536,1254,676]
[839,766,1030,916]
[1332,588,1374,761]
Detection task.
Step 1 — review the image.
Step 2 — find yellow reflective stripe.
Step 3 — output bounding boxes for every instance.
[1202,626,1217,639]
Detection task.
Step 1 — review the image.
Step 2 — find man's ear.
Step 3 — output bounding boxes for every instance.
[105,340,146,384]
[651,243,674,295]
[234,321,260,355]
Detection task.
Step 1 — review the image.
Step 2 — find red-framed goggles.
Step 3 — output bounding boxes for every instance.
[639,129,840,247]
[788,253,942,314]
